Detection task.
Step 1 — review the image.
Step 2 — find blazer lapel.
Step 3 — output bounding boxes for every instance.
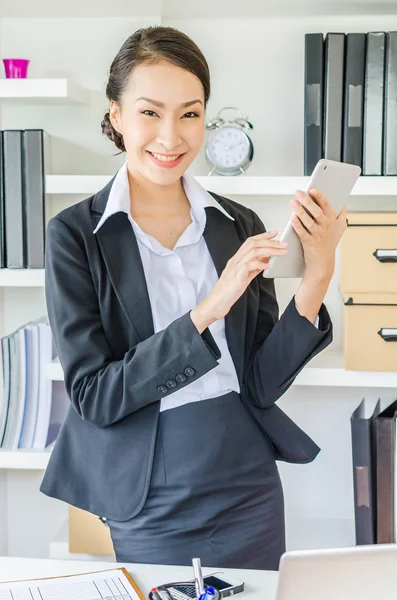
[91,181,154,342]
[203,205,247,381]
[91,181,247,380]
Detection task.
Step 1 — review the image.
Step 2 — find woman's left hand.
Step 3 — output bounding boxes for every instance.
[291,187,348,280]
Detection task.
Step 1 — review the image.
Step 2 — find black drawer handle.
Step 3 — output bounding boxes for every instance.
[378,328,397,342]
[373,249,397,263]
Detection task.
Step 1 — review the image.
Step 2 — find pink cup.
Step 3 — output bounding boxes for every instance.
[3,58,30,78]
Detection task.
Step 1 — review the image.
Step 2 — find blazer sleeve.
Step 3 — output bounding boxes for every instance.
[45,217,221,428]
[242,209,333,409]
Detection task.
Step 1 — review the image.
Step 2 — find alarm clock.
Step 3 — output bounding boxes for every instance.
[205,106,254,176]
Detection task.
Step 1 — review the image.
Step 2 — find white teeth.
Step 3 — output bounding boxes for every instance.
[150,152,181,162]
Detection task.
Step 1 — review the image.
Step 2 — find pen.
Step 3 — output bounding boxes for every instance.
[192,557,204,599]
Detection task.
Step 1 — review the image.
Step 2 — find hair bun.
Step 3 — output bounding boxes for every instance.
[101,111,126,153]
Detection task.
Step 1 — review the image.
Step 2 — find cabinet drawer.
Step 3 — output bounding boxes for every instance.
[341,212,397,294]
[343,293,397,372]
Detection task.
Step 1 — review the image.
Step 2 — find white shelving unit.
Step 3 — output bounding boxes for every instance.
[1,4,397,560]
[45,174,397,196]
[0,78,90,105]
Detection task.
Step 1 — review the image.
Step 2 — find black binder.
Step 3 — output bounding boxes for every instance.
[323,33,345,162]
[342,33,366,168]
[350,398,380,545]
[375,398,397,544]
[3,130,24,269]
[363,32,386,175]
[383,31,397,175]
[0,135,6,268]
[22,129,46,269]
[304,33,324,175]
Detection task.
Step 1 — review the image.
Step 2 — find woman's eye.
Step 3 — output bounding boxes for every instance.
[141,110,199,118]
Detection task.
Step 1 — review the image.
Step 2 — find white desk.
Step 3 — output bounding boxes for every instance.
[0,557,279,600]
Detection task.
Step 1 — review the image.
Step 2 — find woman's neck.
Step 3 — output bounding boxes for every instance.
[127,163,190,218]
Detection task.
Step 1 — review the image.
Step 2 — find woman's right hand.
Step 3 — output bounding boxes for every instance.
[190,231,288,333]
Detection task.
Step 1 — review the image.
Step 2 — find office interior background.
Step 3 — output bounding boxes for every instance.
[0,0,396,560]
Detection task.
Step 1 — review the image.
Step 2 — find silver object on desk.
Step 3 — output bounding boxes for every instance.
[192,558,204,598]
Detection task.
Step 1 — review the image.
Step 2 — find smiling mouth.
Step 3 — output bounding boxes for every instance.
[147,151,185,161]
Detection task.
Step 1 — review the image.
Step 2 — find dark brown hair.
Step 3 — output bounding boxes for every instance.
[101,26,211,154]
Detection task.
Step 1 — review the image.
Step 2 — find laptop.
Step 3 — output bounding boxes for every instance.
[276,543,397,600]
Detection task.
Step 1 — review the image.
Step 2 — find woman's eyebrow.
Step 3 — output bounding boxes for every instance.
[135,96,203,108]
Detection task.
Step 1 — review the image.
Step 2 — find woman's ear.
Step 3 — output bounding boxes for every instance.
[109,100,122,134]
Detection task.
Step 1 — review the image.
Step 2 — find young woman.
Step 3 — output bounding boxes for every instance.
[40,26,346,570]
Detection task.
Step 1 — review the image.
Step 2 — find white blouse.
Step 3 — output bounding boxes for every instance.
[94,160,318,411]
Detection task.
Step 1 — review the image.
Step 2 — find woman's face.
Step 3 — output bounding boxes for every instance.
[109,60,206,184]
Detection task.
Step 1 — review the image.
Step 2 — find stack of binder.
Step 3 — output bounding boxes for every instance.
[351,398,397,545]
[0,129,49,269]
[304,31,397,176]
[0,317,68,450]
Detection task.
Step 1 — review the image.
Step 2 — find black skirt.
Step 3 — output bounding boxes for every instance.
[106,391,285,570]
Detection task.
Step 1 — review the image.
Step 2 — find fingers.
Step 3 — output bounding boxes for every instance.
[308,187,336,219]
[238,244,288,267]
[293,187,338,221]
[232,231,286,263]
[291,213,310,241]
[291,198,317,233]
[244,260,271,273]
[253,230,279,240]
[293,190,324,222]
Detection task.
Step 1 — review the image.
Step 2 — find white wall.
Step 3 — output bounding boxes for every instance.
[1,11,397,557]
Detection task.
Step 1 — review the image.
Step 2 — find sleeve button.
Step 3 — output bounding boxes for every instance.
[166,379,177,389]
[184,367,195,377]
[157,385,168,394]
[175,373,187,383]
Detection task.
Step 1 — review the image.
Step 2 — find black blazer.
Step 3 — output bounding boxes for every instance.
[40,174,333,521]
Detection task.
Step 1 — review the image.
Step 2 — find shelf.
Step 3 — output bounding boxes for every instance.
[0,448,52,470]
[48,353,397,388]
[0,78,90,104]
[293,351,397,388]
[0,269,45,286]
[45,174,397,196]
[196,176,397,197]
[46,175,111,195]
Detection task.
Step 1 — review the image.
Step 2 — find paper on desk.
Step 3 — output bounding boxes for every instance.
[0,567,141,600]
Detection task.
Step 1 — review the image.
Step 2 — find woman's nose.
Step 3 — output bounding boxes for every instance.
[157,119,183,150]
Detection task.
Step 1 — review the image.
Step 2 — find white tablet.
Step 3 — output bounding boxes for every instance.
[263,158,361,278]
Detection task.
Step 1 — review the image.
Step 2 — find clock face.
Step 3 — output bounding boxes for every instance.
[206,126,250,169]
